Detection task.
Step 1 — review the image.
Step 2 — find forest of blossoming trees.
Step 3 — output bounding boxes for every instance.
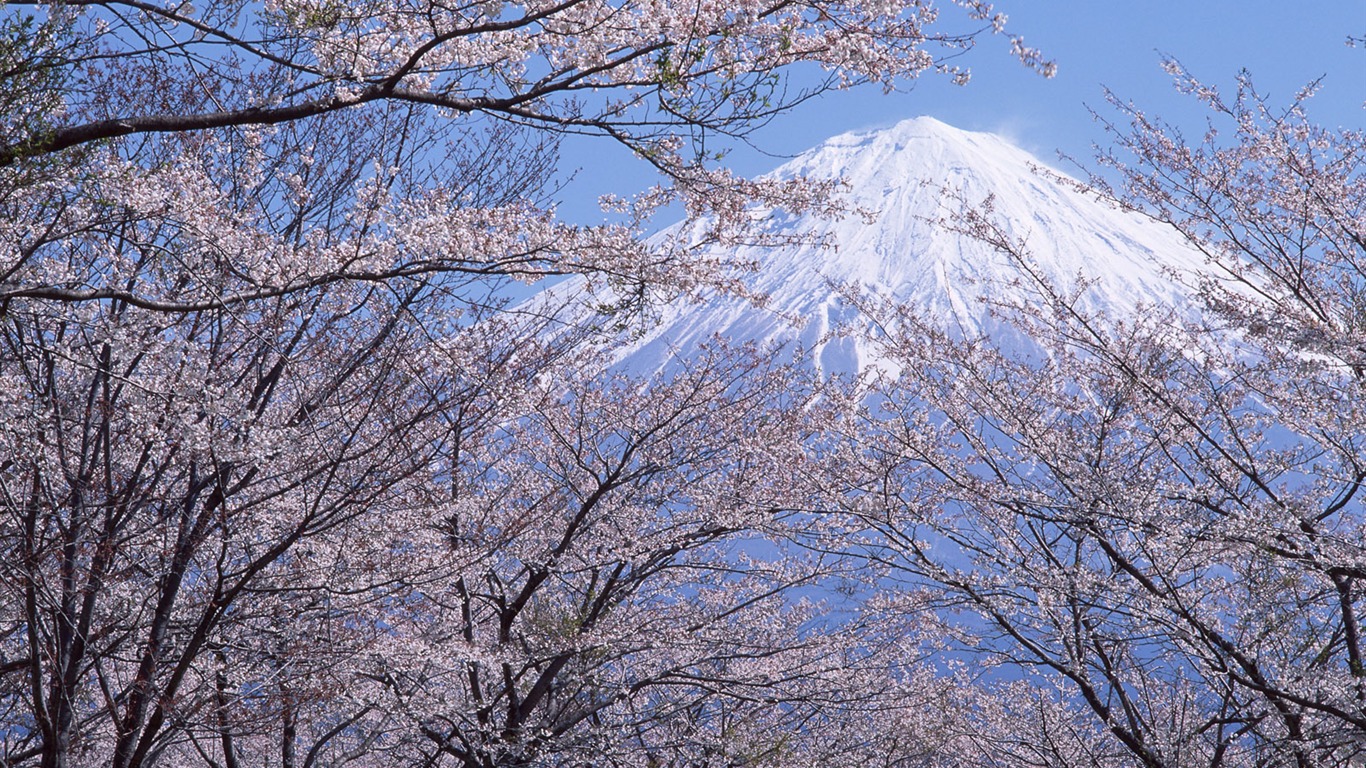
[0,2,1362,767]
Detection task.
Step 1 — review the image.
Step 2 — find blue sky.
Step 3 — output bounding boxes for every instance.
[557,0,1364,225]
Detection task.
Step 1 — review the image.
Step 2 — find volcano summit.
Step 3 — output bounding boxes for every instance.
[555,117,1210,373]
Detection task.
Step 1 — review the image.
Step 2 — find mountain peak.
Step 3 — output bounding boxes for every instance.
[570,118,1207,374]
[815,115,961,149]
[773,117,1053,211]
[810,115,981,150]
[790,115,1013,162]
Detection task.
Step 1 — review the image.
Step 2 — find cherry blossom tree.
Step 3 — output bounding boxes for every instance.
[0,0,1053,316]
[0,293,981,768]
[837,71,1366,766]
[0,2,1054,766]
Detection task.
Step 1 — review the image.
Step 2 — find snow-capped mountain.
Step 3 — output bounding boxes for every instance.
[558,117,1209,374]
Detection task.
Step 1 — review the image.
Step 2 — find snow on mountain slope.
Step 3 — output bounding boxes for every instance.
[550,116,1209,375]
